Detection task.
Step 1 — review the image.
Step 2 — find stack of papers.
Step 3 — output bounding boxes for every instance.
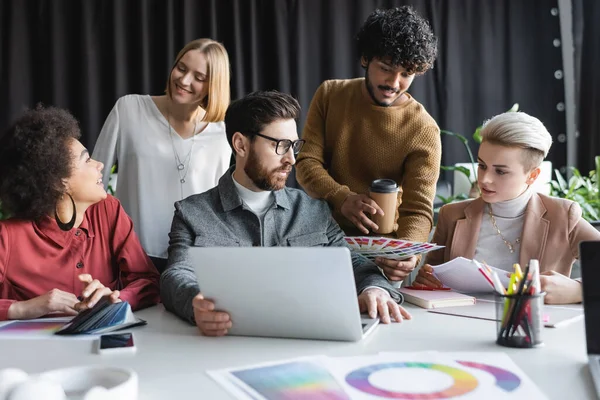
[344,237,444,261]
[432,257,510,293]
[208,351,547,399]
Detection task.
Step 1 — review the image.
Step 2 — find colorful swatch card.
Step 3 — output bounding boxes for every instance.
[208,356,349,400]
[0,318,72,339]
[344,237,444,261]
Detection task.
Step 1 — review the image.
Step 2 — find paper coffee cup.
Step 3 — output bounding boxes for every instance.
[369,179,398,234]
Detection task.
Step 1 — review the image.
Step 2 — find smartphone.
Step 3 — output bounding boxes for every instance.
[97,333,136,355]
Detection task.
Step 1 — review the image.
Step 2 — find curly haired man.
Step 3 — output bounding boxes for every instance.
[296,7,441,282]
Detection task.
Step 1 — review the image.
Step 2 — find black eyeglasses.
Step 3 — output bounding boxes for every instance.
[252,132,305,155]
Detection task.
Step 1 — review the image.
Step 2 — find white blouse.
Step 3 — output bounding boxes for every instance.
[92,95,232,258]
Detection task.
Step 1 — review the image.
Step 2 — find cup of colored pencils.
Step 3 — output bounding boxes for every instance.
[495,292,545,348]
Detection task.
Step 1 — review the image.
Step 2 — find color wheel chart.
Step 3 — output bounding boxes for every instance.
[346,362,478,399]
[345,361,521,399]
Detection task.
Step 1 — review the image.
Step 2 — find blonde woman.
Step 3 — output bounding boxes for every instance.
[93,39,231,271]
[414,112,600,304]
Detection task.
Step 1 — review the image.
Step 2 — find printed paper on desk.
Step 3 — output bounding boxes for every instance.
[322,352,547,399]
[432,257,510,293]
[377,351,548,399]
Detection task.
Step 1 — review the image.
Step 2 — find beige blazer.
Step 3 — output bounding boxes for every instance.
[424,193,600,276]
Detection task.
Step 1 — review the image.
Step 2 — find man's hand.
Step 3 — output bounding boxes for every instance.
[6,289,79,320]
[193,293,232,336]
[412,264,444,288]
[340,194,383,234]
[540,271,582,304]
[358,287,411,324]
[375,256,418,281]
[75,274,121,311]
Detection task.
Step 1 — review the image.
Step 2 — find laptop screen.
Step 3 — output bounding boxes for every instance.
[581,240,600,355]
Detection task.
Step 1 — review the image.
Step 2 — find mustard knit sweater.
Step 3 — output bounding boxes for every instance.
[296,78,441,242]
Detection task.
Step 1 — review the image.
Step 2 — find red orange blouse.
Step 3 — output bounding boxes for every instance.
[0,195,160,320]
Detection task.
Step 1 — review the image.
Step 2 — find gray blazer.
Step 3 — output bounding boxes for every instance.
[160,167,401,324]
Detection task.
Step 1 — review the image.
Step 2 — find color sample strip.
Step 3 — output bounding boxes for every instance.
[232,360,350,400]
[0,321,65,334]
[456,361,521,392]
[345,362,479,399]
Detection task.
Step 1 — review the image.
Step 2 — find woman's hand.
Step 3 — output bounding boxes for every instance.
[412,264,444,288]
[75,274,121,311]
[540,271,582,304]
[7,289,79,320]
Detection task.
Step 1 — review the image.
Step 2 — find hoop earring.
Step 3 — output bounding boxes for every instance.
[55,193,76,231]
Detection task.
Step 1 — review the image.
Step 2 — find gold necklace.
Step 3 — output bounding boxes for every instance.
[488,204,521,253]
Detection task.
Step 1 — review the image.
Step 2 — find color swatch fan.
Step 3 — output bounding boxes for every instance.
[344,237,444,261]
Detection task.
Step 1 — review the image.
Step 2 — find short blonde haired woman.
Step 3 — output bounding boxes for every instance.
[415,112,600,304]
[93,39,232,271]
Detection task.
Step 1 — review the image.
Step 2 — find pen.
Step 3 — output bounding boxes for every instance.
[477,267,495,289]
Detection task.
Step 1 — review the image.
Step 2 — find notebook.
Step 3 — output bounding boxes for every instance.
[55,298,146,335]
[398,288,476,309]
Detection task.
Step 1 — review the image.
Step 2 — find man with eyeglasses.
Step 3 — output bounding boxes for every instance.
[161,90,410,336]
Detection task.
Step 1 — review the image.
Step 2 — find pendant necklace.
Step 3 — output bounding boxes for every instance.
[167,107,199,198]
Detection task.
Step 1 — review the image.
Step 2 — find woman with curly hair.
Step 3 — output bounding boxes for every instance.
[296,6,441,284]
[92,38,231,272]
[0,106,160,321]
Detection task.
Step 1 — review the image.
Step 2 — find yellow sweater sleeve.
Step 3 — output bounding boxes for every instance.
[296,81,356,210]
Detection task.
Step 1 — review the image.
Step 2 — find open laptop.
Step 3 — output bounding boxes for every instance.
[580,240,600,396]
[190,247,379,341]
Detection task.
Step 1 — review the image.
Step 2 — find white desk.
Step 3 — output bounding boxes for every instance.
[0,304,596,399]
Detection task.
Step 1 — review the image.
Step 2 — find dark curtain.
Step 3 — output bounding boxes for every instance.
[1,0,569,186]
[576,0,600,173]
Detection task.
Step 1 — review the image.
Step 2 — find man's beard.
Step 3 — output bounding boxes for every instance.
[365,66,400,107]
[244,149,291,191]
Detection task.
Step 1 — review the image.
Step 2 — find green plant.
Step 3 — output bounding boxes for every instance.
[437,103,519,207]
[107,164,117,195]
[549,156,600,222]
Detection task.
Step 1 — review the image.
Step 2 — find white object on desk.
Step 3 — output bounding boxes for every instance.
[432,257,510,293]
[0,366,137,400]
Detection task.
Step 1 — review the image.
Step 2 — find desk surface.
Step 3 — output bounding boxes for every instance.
[0,304,596,400]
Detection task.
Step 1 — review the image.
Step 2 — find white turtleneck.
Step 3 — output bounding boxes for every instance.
[473,187,533,272]
[232,174,274,221]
